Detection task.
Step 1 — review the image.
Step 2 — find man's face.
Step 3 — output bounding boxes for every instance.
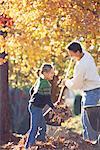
[67,50,80,60]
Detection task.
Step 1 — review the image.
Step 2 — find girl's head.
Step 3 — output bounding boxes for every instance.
[40,64,54,80]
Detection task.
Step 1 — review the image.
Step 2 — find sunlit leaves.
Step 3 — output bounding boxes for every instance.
[0,0,99,87]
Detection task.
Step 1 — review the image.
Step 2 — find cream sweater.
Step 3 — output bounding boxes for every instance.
[65,51,100,91]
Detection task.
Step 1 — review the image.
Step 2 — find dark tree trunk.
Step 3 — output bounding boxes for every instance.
[0,58,11,144]
[50,75,60,103]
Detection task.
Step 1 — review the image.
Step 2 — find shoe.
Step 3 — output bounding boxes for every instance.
[25,143,36,149]
[85,139,97,145]
[91,140,97,145]
[36,140,45,145]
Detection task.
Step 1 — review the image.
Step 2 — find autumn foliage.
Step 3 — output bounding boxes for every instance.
[0,0,99,87]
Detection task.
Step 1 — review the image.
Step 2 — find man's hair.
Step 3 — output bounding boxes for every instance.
[67,42,82,53]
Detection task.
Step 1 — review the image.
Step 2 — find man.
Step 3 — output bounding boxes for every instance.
[63,42,100,144]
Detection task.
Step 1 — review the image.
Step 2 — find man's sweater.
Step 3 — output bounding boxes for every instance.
[65,51,100,91]
[29,77,54,109]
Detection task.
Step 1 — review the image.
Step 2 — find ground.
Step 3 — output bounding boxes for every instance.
[0,115,99,150]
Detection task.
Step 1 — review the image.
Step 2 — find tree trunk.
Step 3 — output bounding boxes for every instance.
[50,75,60,103]
[0,60,11,144]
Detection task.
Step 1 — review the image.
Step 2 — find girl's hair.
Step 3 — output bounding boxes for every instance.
[36,69,41,77]
[40,64,53,74]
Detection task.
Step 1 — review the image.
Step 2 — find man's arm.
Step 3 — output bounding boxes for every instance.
[65,65,85,90]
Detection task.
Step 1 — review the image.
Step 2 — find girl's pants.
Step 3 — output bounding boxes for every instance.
[25,103,46,149]
[81,88,100,141]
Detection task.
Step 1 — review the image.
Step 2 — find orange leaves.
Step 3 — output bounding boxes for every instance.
[0,0,99,87]
[0,15,14,27]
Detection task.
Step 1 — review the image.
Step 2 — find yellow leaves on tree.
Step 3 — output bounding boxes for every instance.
[0,0,99,87]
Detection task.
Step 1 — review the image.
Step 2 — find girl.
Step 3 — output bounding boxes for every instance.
[25,64,57,149]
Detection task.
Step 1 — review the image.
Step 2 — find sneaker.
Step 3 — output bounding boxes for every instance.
[36,140,45,145]
[85,139,97,145]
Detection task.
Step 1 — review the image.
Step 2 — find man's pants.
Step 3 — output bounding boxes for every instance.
[25,104,46,149]
[81,88,100,141]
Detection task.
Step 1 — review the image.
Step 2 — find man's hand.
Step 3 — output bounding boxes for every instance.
[61,79,67,86]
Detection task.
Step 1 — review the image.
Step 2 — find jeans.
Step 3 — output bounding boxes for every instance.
[81,88,100,141]
[25,103,46,149]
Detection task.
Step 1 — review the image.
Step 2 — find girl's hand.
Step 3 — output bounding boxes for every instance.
[53,107,59,114]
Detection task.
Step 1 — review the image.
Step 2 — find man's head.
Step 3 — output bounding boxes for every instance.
[66,42,83,60]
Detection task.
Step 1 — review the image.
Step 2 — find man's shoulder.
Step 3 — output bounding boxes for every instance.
[84,51,93,60]
[78,51,93,64]
[76,51,95,70]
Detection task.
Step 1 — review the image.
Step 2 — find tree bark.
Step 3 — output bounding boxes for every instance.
[0,60,11,144]
[50,75,60,103]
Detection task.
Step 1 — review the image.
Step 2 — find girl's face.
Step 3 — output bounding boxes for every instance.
[43,68,54,80]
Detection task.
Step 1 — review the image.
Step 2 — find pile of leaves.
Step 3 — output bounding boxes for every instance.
[1,129,97,150]
[1,105,99,150]
[44,104,73,126]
